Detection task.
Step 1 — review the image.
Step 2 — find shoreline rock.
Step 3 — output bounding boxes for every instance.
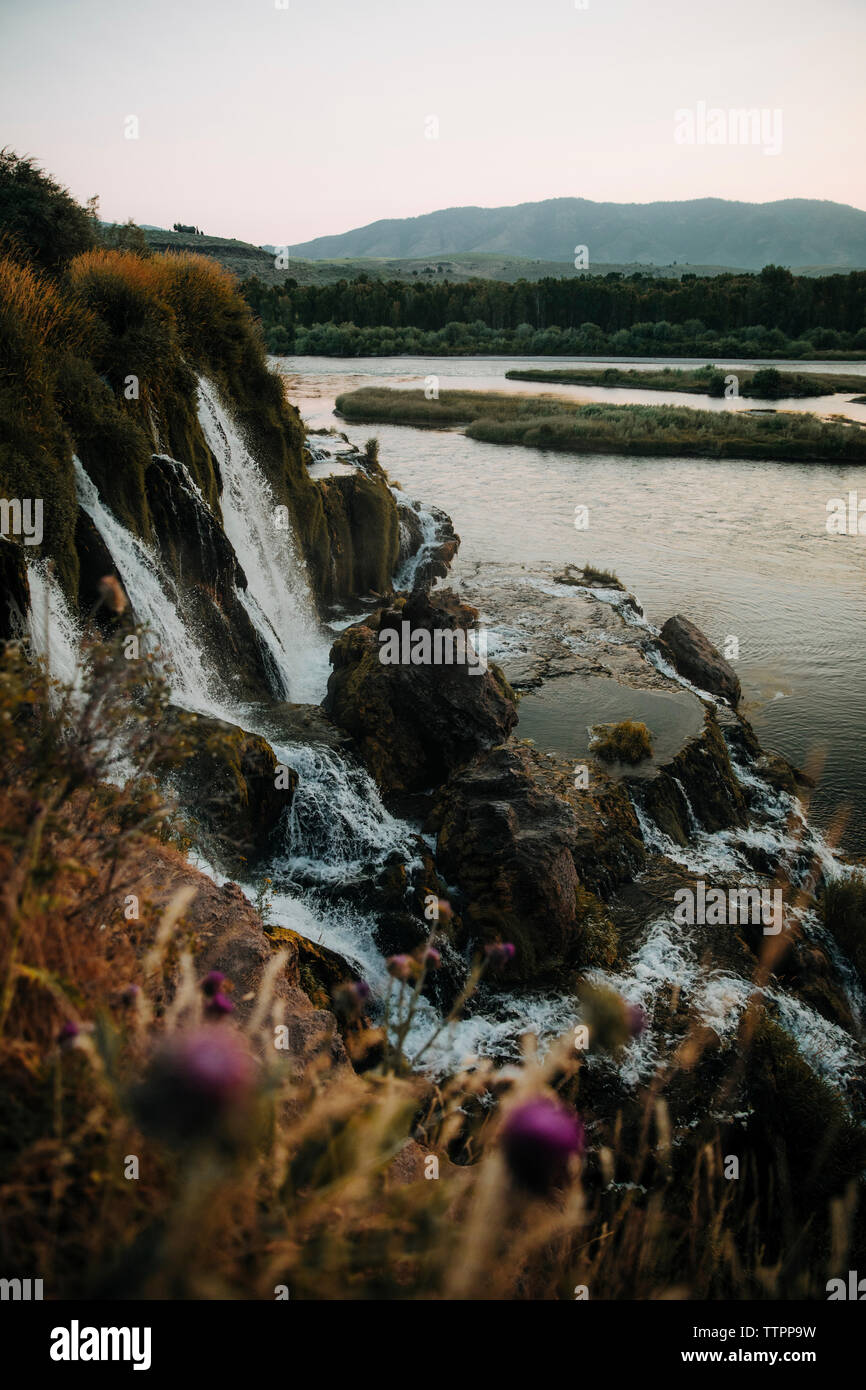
[658,613,741,707]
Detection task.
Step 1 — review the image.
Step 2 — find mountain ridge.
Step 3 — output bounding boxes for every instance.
[289,196,866,270]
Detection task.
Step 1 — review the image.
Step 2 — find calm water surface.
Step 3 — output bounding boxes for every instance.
[276,355,866,856]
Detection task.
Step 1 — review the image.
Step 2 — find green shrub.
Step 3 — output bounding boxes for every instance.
[821,875,866,988]
[591,719,654,764]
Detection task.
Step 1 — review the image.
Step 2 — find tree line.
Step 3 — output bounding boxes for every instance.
[243,264,866,358]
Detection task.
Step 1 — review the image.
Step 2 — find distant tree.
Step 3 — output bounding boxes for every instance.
[102,219,152,256]
[749,367,784,399]
[0,148,97,272]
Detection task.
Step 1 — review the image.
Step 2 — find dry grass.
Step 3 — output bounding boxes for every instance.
[591,719,654,764]
[0,641,863,1300]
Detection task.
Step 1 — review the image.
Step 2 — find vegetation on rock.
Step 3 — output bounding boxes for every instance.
[591,719,654,764]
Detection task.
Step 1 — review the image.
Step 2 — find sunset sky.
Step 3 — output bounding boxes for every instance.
[1,0,863,246]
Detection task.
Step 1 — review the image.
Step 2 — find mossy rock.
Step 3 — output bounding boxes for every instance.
[165,709,295,873]
[265,924,355,1012]
[821,876,866,990]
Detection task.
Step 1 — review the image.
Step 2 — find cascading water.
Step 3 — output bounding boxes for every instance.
[616,729,866,1097]
[71,450,441,1049]
[26,562,85,696]
[270,742,419,886]
[392,491,441,593]
[74,457,232,719]
[196,376,331,703]
[60,429,866,1085]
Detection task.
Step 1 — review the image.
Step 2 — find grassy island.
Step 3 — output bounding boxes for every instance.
[335,387,866,463]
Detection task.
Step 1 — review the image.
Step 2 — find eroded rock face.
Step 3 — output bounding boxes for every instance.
[323,589,518,797]
[165,708,295,873]
[636,712,749,846]
[312,456,400,606]
[145,455,283,700]
[0,537,29,642]
[430,743,646,987]
[658,614,741,707]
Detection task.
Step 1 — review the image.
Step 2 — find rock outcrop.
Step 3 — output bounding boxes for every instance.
[165,708,295,873]
[658,614,741,706]
[0,537,29,642]
[324,588,518,798]
[314,463,400,605]
[636,711,749,846]
[430,743,645,986]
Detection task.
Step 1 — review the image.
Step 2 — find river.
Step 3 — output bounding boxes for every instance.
[275,354,866,857]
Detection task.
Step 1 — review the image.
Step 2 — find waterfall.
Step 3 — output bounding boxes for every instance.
[196,376,331,704]
[590,912,865,1095]
[270,741,420,885]
[74,457,232,719]
[392,492,441,592]
[26,563,85,697]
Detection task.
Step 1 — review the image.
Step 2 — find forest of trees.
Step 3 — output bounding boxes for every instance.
[243,265,866,358]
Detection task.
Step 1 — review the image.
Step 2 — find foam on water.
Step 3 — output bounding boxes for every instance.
[269,740,420,885]
[75,457,231,718]
[592,910,865,1095]
[26,562,85,696]
[392,491,442,592]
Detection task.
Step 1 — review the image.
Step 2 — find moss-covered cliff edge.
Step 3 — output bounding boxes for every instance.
[0,154,401,622]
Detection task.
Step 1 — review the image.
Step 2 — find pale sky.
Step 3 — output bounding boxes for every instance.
[0,0,863,246]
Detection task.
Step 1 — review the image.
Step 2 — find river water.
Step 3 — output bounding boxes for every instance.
[275,354,866,857]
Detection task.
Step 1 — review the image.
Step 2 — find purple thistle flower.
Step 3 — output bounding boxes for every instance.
[201,971,226,998]
[205,992,235,1018]
[387,954,416,982]
[333,979,372,1020]
[501,1096,585,1195]
[57,1020,80,1048]
[627,1003,648,1037]
[423,946,442,969]
[132,1027,257,1146]
[484,942,516,968]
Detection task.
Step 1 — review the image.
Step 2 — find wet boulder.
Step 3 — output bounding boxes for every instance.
[429,743,645,987]
[164,707,296,874]
[394,496,460,593]
[323,588,518,797]
[658,614,741,707]
[636,712,749,846]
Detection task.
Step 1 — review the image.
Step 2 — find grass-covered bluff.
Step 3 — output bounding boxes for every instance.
[0,151,398,611]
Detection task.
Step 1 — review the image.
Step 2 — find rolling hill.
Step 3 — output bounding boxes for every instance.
[288,197,866,271]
